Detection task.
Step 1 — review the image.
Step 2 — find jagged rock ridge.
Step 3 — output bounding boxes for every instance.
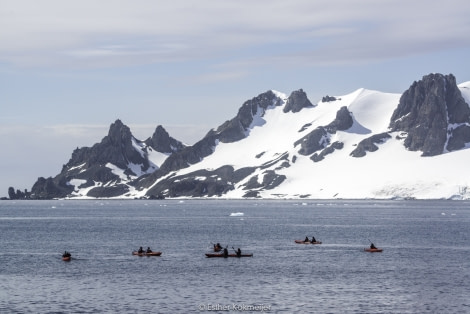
[29,120,186,199]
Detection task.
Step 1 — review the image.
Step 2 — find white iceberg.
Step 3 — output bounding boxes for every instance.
[230,212,244,217]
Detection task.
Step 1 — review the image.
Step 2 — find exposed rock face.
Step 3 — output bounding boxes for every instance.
[311,141,344,162]
[86,184,130,198]
[295,127,329,156]
[216,90,283,142]
[145,125,186,153]
[350,133,391,157]
[145,166,256,198]
[31,177,72,199]
[325,106,354,133]
[446,125,470,151]
[7,187,30,200]
[284,89,314,113]
[389,73,470,156]
[322,95,337,102]
[66,119,148,172]
[158,132,219,173]
[295,106,353,156]
[243,170,286,190]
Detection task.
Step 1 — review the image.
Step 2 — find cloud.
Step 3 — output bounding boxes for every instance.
[2,0,470,69]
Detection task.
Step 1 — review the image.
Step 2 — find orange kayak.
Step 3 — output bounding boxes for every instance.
[62,256,71,261]
[132,251,162,256]
[364,248,383,253]
[294,240,322,244]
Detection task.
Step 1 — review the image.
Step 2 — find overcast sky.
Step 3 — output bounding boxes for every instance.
[2,0,470,197]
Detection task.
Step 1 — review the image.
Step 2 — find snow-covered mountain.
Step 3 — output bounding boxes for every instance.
[12,73,470,200]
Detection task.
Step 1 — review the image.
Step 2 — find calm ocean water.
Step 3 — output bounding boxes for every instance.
[0,199,469,313]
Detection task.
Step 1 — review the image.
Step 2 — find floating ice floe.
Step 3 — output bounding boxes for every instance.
[230,212,244,217]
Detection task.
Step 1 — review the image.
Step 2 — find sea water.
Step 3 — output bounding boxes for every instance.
[0,199,469,313]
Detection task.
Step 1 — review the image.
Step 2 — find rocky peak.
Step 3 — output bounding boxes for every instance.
[107,119,133,146]
[215,90,283,143]
[325,106,353,133]
[389,73,470,156]
[145,125,186,153]
[63,119,148,173]
[283,89,314,113]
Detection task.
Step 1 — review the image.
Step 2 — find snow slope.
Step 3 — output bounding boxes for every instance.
[153,86,470,199]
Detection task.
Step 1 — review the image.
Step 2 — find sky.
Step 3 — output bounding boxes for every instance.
[1,0,470,197]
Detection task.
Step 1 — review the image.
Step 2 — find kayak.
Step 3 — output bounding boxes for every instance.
[205,253,253,258]
[62,256,71,261]
[364,248,383,253]
[294,240,322,244]
[132,251,162,256]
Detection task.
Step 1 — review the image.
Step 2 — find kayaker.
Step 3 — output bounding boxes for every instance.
[370,243,377,249]
[146,247,152,253]
[310,236,317,243]
[236,248,241,257]
[63,251,71,258]
[138,247,144,254]
[223,248,228,258]
[214,243,222,251]
[304,236,309,242]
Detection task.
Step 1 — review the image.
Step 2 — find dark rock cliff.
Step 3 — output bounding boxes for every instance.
[284,89,314,113]
[144,125,186,154]
[215,90,283,142]
[295,106,353,156]
[65,119,149,173]
[350,133,392,157]
[389,73,470,156]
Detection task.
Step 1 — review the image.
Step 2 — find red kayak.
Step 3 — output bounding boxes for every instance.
[294,240,322,244]
[62,256,71,261]
[132,251,162,256]
[205,253,253,258]
[364,248,383,253]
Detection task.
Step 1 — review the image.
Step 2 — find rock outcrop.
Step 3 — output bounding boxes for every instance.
[295,106,353,156]
[350,133,391,157]
[389,73,470,156]
[284,89,314,113]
